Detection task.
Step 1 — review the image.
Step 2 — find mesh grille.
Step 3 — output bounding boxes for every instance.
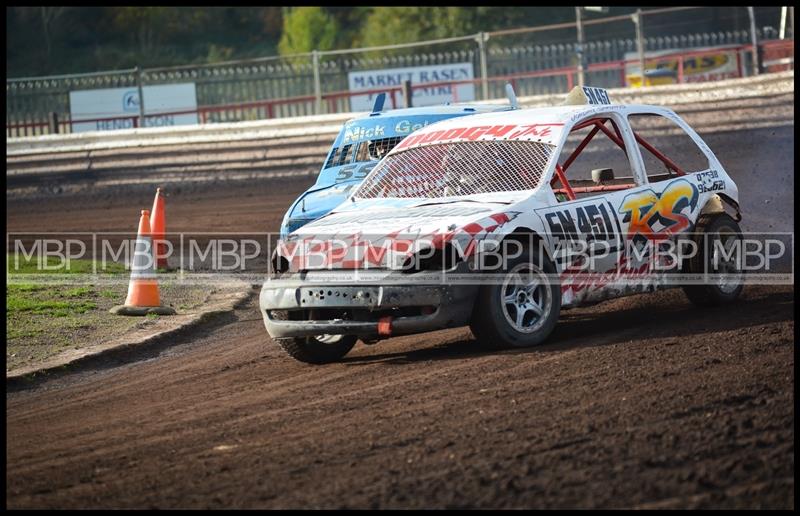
[354,140,554,199]
[325,136,407,168]
[359,136,405,161]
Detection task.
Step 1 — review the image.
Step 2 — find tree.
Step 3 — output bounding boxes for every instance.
[111,7,174,60]
[40,6,70,62]
[278,7,338,55]
[360,7,469,48]
[359,7,579,48]
[325,6,372,49]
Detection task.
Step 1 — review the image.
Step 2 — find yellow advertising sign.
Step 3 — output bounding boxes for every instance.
[625,46,740,87]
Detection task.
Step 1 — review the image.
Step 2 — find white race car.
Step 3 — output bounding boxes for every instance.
[260,86,744,363]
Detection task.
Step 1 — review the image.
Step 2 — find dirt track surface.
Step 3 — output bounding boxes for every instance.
[6,285,794,509]
[5,94,795,508]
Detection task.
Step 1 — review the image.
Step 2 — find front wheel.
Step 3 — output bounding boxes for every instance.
[470,246,561,349]
[270,310,357,364]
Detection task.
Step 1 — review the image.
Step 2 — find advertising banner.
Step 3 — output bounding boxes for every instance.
[69,83,198,132]
[624,46,741,87]
[348,62,475,111]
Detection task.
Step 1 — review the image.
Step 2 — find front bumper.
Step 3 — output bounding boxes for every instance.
[259,269,478,339]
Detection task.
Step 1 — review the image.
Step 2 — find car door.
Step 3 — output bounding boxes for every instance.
[538,108,688,307]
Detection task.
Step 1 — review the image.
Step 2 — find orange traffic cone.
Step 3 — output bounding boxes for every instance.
[150,187,168,269]
[110,210,175,316]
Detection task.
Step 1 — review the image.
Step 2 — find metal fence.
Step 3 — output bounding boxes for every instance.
[6,6,794,137]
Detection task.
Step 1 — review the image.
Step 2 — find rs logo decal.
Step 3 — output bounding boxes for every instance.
[619,179,698,242]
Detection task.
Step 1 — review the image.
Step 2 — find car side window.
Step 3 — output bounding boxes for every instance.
[627,113,711,183]
[354,137,405,162]
[552,115,639,202]
[354,141,371,162]
[324,144,354,169]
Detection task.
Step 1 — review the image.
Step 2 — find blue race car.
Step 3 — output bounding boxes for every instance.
[279,91,517,237]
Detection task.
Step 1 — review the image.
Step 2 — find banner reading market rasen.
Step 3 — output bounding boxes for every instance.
[347,62,475,111]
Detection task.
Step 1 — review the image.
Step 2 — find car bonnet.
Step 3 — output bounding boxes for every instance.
[278,199,523,271]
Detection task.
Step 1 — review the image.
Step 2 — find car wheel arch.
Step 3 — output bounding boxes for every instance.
[699,193,742,222]
[499,227,554,262]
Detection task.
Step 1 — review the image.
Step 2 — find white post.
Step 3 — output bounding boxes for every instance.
[312,50,322,114]
[633,10,646,87]
[136,66,146,128]
[747,7,760,76]
[575,7,586,87]
[477,32,489,100]
[779,6,787,39]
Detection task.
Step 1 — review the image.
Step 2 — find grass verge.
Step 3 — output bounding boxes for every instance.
[6,254,212,372]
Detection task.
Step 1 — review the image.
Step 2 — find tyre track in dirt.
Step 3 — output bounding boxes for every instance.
[6,284,793,508]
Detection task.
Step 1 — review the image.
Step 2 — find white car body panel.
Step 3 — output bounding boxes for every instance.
[278,102,739,309]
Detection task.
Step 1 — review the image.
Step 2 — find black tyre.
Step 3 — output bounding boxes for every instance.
[681,213,744,306]
[470,245,561,349]
[271,310,357,364]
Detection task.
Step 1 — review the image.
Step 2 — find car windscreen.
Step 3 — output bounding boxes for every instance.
[323,113,476,170]
[353,140,555,199]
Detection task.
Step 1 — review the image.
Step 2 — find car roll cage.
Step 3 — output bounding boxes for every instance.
[551,117,686,201]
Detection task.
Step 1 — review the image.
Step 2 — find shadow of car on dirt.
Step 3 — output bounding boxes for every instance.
[340,286,793,366]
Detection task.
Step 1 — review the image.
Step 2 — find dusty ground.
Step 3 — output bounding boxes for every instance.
[5,284,794,509]
[5,95,795,508]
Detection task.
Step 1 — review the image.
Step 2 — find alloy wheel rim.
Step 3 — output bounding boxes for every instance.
[501,263,551,334]
[711,230,743,294]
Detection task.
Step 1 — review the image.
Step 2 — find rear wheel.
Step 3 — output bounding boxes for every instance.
[681,213,744,306]
[470,246,561,349]
[270,310,357,364]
